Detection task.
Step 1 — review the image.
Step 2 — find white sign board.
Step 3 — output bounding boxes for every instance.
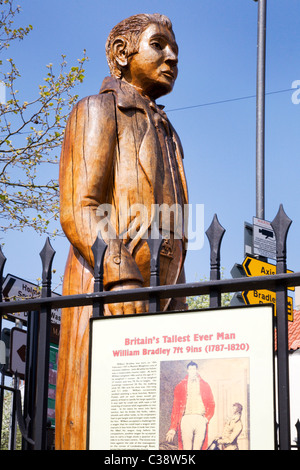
[253,217,276,260]
[10,327,27,379]
[88,305,275,451]
[2,274,61,325]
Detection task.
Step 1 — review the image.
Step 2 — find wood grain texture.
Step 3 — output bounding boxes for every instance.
[55,76,188,449]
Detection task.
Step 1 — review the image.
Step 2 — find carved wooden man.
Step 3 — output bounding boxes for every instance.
[56,13,189,449]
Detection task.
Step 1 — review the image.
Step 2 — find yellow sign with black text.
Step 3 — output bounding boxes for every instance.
[242,256,294,291]
[242,290,293,321]
[241,256,294,321]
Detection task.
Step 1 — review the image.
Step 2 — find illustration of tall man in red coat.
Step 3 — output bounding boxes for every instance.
[166,361,215,450]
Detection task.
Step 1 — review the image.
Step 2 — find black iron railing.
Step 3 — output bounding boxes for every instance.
[0,204,299,450]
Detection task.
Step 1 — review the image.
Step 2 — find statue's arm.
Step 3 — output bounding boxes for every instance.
[59,92,143,289]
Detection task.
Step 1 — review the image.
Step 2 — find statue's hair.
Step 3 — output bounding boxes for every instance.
[105,13,174,78]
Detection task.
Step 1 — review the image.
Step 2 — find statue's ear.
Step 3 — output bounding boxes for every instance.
[112,37,129,68]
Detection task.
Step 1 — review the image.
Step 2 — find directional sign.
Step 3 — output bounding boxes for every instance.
[10,327,27,379]
[2,274,40,322]
[242,290,293,321]
[242,256,294,321]
[2,274,61,331]
[242,256,294,291]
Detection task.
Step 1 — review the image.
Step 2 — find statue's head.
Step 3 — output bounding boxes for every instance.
[106,13,178,101]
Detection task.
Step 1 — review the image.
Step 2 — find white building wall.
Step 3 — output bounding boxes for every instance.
[289,352,300,447]
[295,287,300,309]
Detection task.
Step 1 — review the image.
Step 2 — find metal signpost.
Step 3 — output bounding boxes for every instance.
[255,0,267,220]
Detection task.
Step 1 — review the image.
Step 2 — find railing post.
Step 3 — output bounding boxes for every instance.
[146,223,163,312]
[9,374,18,450]
[271,204,292,450]
[91,232,107,317]
[295,420,300,450]
[206,214,225,308]
[23,310,39,449]
[33,238,55,450]
[0,245,6,450]
[0,246,6,332]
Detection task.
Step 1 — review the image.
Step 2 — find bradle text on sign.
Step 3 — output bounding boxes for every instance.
[242,290,293,321]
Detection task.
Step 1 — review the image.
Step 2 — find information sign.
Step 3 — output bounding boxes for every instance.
[48,343,58,426]
[253,217,276,260]
[88,305,275,451]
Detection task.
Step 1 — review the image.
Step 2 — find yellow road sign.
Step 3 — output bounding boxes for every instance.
[242,289,293,321]
[242,256,294,291]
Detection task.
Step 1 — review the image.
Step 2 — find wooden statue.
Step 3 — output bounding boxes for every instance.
[55,13,189,450]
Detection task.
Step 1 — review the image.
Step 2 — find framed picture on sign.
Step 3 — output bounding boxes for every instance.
[87,304,275,450]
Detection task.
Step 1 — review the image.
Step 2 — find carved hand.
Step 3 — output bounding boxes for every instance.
[107,281,149,315]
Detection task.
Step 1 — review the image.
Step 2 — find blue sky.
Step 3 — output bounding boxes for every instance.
[1,0,300,297]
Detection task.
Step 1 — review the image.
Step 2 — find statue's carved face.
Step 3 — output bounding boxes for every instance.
[124,23,178,101]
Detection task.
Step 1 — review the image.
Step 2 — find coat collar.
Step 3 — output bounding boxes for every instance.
[99,76,166,116]
[100,76,188,207]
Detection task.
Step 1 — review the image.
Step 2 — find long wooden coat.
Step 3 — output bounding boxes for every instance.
[55,77,188,449]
